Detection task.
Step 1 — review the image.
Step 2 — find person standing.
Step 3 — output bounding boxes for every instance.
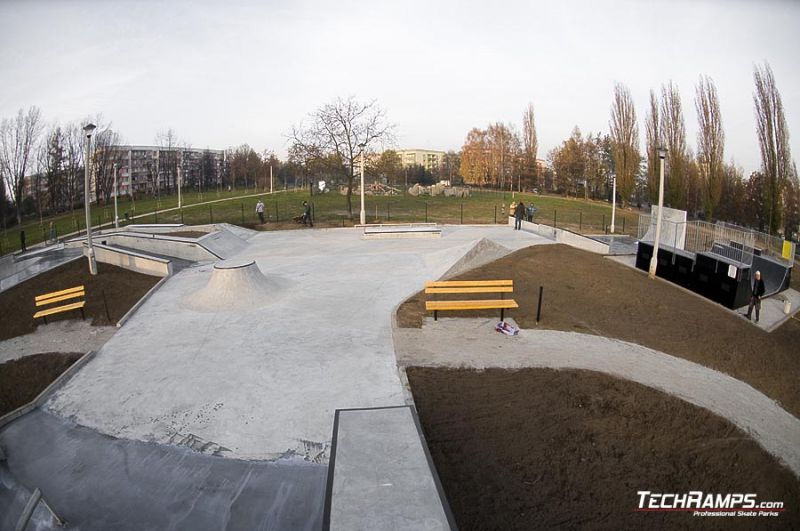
[302,201,313,227]
[514,201,525,230]
[746,270,766,322]
[255,199,265,224]
[526,203,535,222]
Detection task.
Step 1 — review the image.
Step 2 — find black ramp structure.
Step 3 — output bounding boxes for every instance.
[751,254,793,297]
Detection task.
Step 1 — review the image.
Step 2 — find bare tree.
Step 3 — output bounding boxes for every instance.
[644,90,661,204]
[291,97,393,217]
[753,62,793,234]
[609,83,640,207]
[63,123,85,213]
[92,117,122,204]
[522,103,538,188]
[155,128,180,194]
[695,75,725,220]
[660,81,689,209]
[0,106,44,223]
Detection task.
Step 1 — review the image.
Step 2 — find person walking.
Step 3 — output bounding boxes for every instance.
[514,201,525,230]
[745,270,766,322]
[255,199,265,224]
[302,201,313,227]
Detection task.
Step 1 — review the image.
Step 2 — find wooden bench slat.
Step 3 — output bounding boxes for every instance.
[425,280,512,288]
[35,285,85,302]
[35,291,85,307]
[426,299,519,311]
[33,301,85,319]
[425,286,514,294]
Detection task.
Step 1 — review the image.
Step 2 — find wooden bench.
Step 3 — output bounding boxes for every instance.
[424,280,518,321]
[33,286,86,324]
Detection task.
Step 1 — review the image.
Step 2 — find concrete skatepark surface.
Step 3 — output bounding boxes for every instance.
[46,225,548,461]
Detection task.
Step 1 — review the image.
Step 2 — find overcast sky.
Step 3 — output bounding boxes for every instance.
[1,0,798,174]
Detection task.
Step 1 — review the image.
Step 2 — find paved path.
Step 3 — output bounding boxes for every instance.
[393,318,800,477]
[0,321,116,364]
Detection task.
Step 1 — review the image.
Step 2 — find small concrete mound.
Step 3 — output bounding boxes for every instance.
[184,259,285,312]
[441,238,512,279]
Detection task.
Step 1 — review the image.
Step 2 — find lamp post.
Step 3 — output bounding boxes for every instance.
[83,123,97,274]
[610,174,617,234]
[113,163,119,229]
[358,142,366,225]
[648,146,668,279]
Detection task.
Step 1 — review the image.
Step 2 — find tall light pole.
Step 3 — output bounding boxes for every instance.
[83,123,97,275]
[610,174,617,234]
[359,142,366,225]
[113,163,119,229]
[648,146,668,279]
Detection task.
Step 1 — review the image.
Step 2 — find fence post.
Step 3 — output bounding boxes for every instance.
[460,203,463,224]
[536,286,544,323]
[602,214,606,234]
[387,201,390,221]
[553,210,557,228]
[275,202,278,222]
[579,211,582,232]
[622,217,626,234]
[210,206,213,223]
[180,209,184,224]
[155,209,158,223]
[425,202,428,223]
[241,203,244,224]
[494,205,497,224]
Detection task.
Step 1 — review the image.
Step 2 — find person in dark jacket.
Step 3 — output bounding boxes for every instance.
[514,201,525,230]
[746,270,766,322]
[302,201,313,227]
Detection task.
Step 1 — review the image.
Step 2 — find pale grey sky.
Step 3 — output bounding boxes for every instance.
[1,0,798,174]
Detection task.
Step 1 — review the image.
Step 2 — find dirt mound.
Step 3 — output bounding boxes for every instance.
[408,367,800,530]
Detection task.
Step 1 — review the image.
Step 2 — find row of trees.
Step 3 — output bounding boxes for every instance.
[536,63,798,236]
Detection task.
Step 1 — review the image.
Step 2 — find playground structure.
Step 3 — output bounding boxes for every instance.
[636,208,795,309]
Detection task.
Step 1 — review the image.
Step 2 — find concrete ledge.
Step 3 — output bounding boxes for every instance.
[88,243,172,278]
[0,350,96,430]
[509,217,610,254]
[323,405,456,531]
[69,232,218,261]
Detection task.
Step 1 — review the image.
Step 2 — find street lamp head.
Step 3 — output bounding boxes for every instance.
[657,146,667,159]
[83,123,97,137]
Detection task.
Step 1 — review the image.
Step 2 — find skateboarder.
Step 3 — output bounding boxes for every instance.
[302,201,313,227]
[514,201,525,230]
[255,199,265,224]
[746,270,766,322]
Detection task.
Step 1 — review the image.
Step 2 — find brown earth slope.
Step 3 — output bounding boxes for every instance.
[408,367,800,531]
[397,244,800,417]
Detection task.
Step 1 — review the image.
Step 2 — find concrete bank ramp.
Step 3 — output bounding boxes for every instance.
[440,237,512,279]
[0,247,82,293]
[198,226,249,259]
[324,406,455,530]
[184,259,288,312]
[0,409,326,531]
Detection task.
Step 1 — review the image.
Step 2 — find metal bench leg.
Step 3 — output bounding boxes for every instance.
[43,316,47,325]
[500,308,505,321]
[434,310,438,321]
[81,307,85,320]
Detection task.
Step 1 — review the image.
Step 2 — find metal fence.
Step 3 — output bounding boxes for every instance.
[637,215,798,266]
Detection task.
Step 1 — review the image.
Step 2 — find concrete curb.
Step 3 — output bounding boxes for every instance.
[117,274,171,328]
[0,350,96,430]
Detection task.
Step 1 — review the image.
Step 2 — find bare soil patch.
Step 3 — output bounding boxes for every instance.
[0,259,160,341]
[0,352,83,416]
[397,244,800,417]
[408,367,800,531]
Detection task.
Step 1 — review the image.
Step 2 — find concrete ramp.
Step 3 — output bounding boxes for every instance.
[440,237,512,279]
[198,227,249,258]
[324,406,456,530]
[184,259,288,312]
